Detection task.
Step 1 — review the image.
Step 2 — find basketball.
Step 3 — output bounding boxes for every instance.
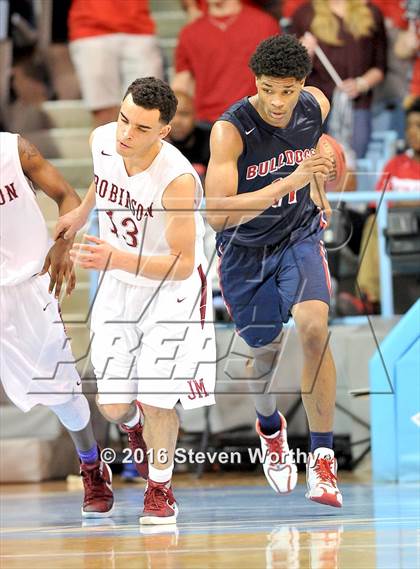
[318,134,347,192]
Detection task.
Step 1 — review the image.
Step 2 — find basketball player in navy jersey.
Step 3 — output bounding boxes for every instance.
[205,34,342,507]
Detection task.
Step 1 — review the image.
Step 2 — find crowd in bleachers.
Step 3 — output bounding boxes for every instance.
[0,0,419,316]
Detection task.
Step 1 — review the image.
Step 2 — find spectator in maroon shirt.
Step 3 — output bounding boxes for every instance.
[172,0,280,125]
[292,0,387,158]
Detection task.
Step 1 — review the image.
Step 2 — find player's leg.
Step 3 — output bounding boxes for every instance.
[97,400,148,480]
[245,336,298,494]
[218,240,297,493]
[49,395,114,517]
[136,268,216,525]
[289,220,343,507]
[0,276,114,517]
[90,274,149,479]
[292,300,336,438]
[139,404,179,525]
[292,300,342,507]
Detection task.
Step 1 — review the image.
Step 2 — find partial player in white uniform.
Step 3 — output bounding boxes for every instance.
[0,133,113,517]
[55,77,216,525]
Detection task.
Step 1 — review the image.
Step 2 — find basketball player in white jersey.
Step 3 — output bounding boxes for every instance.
[54,77,216,525]
[0,133,113,517]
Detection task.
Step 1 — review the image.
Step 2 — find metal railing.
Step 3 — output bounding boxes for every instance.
[328,191,419,317]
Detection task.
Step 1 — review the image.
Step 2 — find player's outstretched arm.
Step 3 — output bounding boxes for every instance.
[70,174,197,281]
[18,136,81,297]
[205,121,333,231]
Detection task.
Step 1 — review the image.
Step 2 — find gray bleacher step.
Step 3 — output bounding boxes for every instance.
[26,128,91,159]
[41,100,92,129]
[150,0,182,12]
[50,158,93,188]
[154,10,186,38]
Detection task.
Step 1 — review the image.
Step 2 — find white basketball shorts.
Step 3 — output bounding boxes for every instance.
[0,274,82,412]
[91,265,216,410]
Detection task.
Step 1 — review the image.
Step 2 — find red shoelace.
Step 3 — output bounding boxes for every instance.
[314,458,337,486]
[82,466,109,500]
[266,434,284,465]
[145,484,170,511]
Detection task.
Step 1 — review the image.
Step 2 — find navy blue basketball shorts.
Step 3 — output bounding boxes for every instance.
[217,213,332,348]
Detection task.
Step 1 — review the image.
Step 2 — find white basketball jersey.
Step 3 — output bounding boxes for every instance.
[0,132,49,286]
[91,122,207,287]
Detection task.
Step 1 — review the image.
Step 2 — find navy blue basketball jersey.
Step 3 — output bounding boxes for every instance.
[216,90,323,247]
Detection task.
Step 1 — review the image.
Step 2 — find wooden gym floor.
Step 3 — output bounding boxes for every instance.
[1,472,418,568]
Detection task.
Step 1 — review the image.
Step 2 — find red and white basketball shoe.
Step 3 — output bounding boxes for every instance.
[120,401,148,479]
[256,412,298,494]
[305,448,343,508]
[140,480,178,525]
[80,459,114,517]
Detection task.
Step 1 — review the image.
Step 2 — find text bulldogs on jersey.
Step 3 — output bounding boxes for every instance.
[94,174,154,221]
[246,147,316,180]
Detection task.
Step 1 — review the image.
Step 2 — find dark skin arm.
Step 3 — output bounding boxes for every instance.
[18,136,81,297]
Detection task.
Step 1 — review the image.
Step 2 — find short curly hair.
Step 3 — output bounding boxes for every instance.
[249,34,312,80]
[123,77,178,124]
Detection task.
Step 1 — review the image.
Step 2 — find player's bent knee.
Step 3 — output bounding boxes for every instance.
[300,322,329,356]
[97,402,133,423]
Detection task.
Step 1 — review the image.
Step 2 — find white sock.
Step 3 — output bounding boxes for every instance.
[123,404,141,429]
[149,463,174,485]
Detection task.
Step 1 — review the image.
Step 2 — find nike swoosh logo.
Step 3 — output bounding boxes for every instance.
[101,150,112,156]
[245,127,255,135]
[43,302,51,311]
[177,298,186,303]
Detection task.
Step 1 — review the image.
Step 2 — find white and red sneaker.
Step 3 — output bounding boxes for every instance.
[306,448,343,508]
[256,412,298,494]
[120,401,148,479]
[80,459,114,518]
[140,479,178,525]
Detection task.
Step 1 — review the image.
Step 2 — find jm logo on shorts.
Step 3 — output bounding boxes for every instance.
[187,379,209,400]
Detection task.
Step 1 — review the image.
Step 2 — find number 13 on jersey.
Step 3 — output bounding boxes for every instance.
[105,210,139,248]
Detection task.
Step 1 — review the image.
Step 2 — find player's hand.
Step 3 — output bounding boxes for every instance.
[288,154,334,191]
[54,206,88,241]
[40,239,76,298]
[70,234,118,271]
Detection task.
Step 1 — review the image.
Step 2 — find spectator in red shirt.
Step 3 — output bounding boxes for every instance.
[292,0,387,159]
[68,0,163,126]
[179,0,281,21]
[338,98,420,314]
[172,0,280,125]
